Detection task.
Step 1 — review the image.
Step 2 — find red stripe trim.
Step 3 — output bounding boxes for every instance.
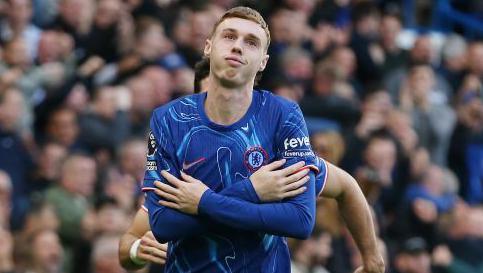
[293,165,319,174]
[141,187,156,192]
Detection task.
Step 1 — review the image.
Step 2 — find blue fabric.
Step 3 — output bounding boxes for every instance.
[405,184,456,213]
[465,144,483,204]
[143,90,325,273]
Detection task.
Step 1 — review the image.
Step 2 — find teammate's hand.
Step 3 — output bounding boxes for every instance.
[250,159,310,202]
[155,171,209,214]
[137,231,168,265]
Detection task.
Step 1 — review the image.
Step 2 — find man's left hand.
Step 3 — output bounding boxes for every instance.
[155,171,209,214]
[354,256,385,273]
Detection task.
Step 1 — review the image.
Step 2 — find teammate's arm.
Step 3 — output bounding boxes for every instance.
[321,162,385,273]
[119,208,168,270]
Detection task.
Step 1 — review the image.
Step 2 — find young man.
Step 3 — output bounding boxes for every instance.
[138,6,383,273]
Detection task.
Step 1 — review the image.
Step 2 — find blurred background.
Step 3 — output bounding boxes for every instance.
[0,0,482,273]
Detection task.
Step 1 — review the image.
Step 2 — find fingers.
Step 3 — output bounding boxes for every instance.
[281,186,307,199]
[261,159,286,171]
[154,181,179,196]
[285,168,310,184]
[153,188,178,202]
[138,245,167,265]
[284,175,310,191]
[278,161,305,176]
[141,234,166,249]
[161,171,181,187]
[159,200,181,210]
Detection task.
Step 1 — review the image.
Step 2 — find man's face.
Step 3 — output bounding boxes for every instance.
[8,0,32,26]
[205,17,269,88]
[33,231,63,273]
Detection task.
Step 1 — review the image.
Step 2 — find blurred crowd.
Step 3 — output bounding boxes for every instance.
[0,0,482,273]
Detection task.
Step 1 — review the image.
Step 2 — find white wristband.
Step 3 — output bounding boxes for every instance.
[129,239,148,266]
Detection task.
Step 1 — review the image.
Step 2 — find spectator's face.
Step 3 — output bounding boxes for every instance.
[191,11,217,51]
[313,232,332,264]
[97,205,128,234]
[7,0,32,26]
[120,140,147,181]
[274,84,304,103]
[142,67,173,106]
[422,165,445,196]
[283,53,313,82]
[94,0,121,28]
[128,77,157,114]
[401,253,431,273]
[365,138,396,172]
[32,231,63,273]
[38,31,61,64]
[61,156,97,197]
[411,37,433,64]
[0,89,24,132]
[284,0,316,14]
[363,91,393,114]
[331,48,356,78]
[38,143,67,181]
[94,87,117,119]
[205,17,269,88]
[311,132,345,165]
[408,66,434,100]
[4,39,30,68]
[380,16,401,48]
[47,109,79,147]
[137,24,172,60]
[38,31,73,64]
[467,43,483,76]
[269,9,306,45]
[59,0,86,28]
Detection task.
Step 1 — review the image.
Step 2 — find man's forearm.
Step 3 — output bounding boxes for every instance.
[198,173,316,239]
[336,176,380,261]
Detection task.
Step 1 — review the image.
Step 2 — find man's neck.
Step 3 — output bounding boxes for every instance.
[204,78,254,126]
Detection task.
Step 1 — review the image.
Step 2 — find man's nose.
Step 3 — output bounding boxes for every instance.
[231,38,243,54]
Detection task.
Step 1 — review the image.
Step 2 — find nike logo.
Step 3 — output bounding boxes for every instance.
[182,157,206,171]
[241,124,249,132]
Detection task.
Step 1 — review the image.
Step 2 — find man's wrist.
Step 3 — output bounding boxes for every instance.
[129,239,147,266]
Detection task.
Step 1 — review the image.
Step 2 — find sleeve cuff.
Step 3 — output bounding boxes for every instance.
[243,178,261,203]
[198,189,216,215]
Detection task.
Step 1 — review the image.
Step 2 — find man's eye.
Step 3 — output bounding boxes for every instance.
[247,40,258,47]
[224,34,236,40]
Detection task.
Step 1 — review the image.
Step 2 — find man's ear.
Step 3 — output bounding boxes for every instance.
[204,39,212,58]
[259,54,269,71]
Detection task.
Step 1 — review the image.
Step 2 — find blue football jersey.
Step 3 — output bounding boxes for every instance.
[143,90,328,273]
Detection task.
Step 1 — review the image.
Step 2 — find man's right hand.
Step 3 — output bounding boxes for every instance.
[250,159,310,202]
[137,231,168,265]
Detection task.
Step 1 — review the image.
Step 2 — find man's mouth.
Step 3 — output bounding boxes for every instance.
[225,56,245,66]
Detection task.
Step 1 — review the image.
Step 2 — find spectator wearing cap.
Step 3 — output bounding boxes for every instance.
[394,237,432,273]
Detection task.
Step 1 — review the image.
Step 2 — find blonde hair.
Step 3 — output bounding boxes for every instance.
[211,6,271,49]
